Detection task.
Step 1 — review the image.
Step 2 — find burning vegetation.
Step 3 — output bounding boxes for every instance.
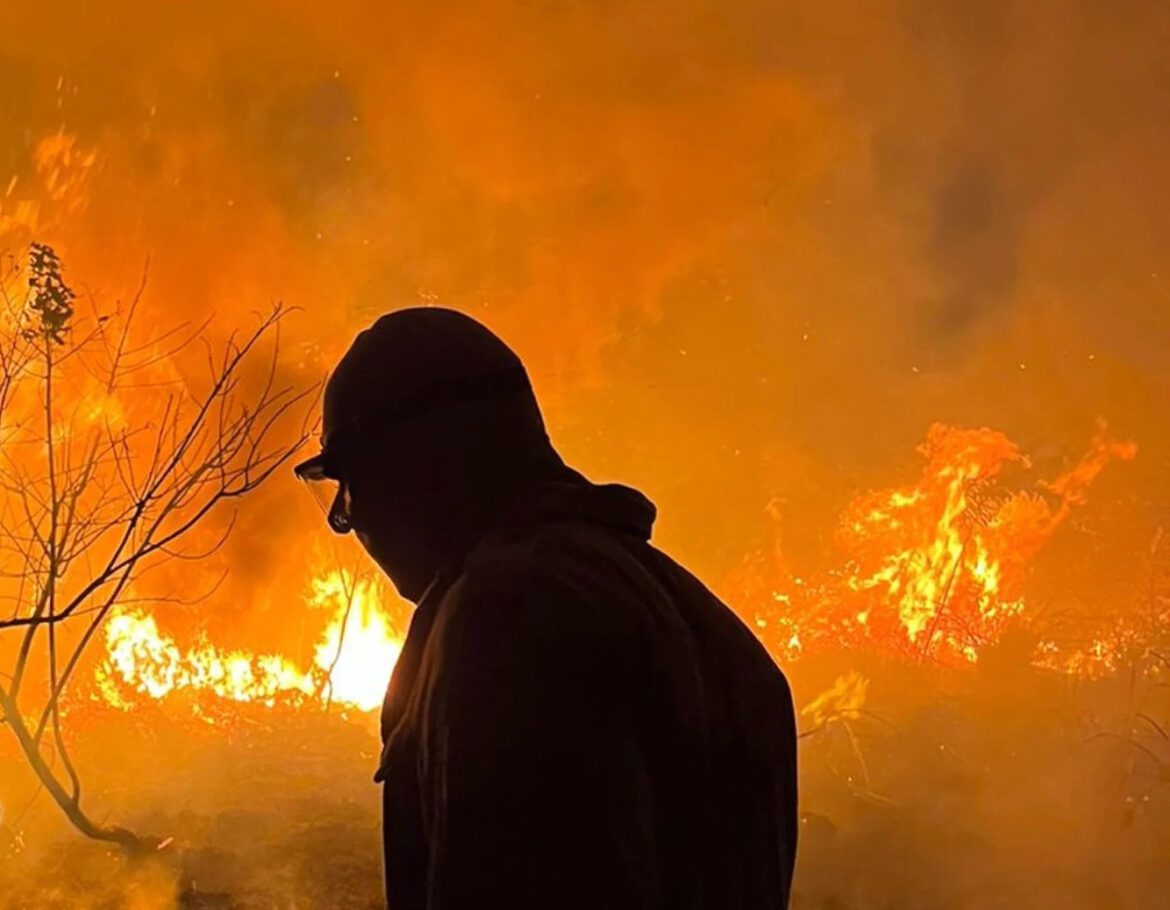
[90,417,1141,722]
[96,568,403,714]
[728,421,1141,672]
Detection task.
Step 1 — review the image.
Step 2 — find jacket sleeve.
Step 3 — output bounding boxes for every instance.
[418,557,659,910]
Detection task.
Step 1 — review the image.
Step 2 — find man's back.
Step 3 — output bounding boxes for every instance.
[378,478,797,909]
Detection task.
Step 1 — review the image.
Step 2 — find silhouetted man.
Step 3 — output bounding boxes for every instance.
[295,308,797,909]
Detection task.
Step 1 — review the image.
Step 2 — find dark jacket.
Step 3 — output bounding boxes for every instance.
[377,479,797,909]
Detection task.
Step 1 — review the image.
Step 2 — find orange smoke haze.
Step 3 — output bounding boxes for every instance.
[1,6,1169,906]
[0,1,1165,676]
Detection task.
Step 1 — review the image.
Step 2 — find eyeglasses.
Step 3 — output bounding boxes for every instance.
[294,452,354,535]
[308,476,353,535]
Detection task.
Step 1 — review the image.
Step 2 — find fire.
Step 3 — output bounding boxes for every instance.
[801,671,869,728]
[309,571,404,712]
[96,570,402,713]
[727,422,1137,670]
[98,611,316,708]
[95,422,1139,716]
[836,424,1031,659]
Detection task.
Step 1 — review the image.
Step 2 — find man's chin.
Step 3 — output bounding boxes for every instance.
[355,531,437,604]
[368,551,432,604]
[384,571,428,605]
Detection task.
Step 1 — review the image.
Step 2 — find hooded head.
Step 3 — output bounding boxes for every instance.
[296,307,566,601]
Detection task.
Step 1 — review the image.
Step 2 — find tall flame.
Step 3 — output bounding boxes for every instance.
[727,423,1137,669]
[309,571,403,712]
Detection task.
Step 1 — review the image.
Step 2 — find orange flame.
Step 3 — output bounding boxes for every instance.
[801,671,869,727]
[835,424,1029,659]
[308,571,403,712]
[727,423,1137,670]
[96,569,402,713]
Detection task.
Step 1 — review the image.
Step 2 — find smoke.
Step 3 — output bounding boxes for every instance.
[3,6,1170,907]
[0,0,1165,696]
[927,158,1020,333]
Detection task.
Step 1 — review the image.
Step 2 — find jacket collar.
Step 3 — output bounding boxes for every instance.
[489,476,657,543]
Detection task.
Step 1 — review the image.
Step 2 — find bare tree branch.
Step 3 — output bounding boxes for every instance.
[0,244,315,850]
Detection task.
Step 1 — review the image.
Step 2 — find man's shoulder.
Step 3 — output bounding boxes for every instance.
[432,522,652,655]
[460,518,646,599]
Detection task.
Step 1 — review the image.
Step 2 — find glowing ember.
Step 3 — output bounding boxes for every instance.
[97,570,402,713]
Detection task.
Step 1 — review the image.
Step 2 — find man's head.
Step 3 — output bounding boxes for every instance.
[296,308,561,601]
